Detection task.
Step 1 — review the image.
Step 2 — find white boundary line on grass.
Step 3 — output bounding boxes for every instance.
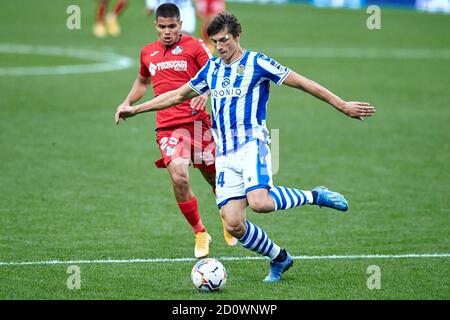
[1,253,449,266]
[0,44,133,76]
[1,44,449,77]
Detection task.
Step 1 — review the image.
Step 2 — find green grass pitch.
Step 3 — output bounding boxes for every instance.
[0,1,449,299]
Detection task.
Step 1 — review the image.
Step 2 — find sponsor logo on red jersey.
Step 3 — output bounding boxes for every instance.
[149,60,188,76]
[171,45,183,55]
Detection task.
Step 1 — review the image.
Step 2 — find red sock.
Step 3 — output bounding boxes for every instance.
[96,1,107,22]
[113,0,127,16]
[177,197,206,234]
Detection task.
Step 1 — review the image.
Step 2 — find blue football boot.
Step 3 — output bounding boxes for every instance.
[313,186,348,212]
[263,249,293,283]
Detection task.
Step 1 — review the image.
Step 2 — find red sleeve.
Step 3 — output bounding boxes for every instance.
[139,48,150,78]
[195,39,212,68]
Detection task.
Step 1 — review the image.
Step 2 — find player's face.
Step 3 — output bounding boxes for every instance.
[210,29,241,64]
[155,17,182,46]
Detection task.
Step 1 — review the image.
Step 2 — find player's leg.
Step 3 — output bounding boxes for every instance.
[215,148,292,282]
[144,0,155,16]
[248,186,347,212]
[269,186,348,212]
[106,0,127,36]
[112,0,127,16]
[195,0,207,37]
[167,158,211,258]
[93,0,108,38]
[192,119,237,246]
[198,166,238,246]
[220,198,293,282]
[200,17,213,53]
[196,0,225,53]
[179,2,196,35]
[156,127,211,258]
[244,140,348,213]
[247,186,313,213]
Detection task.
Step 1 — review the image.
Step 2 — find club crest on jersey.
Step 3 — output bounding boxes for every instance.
[165,146,176,157]
[237,64,245,76]
[172,45,183,55]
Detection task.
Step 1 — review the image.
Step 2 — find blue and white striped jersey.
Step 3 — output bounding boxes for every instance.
[188,50,290,156]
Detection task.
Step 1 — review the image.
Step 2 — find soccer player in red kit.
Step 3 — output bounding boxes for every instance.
[93,0,128,38]
[195,0,226,53]
[115,3,236,258]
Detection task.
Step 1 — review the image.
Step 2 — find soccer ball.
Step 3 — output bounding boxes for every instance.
[191,258,227,292]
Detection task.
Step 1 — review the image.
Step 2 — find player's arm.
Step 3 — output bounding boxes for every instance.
[283,71,376,120]
[115,83,199,124]
[120,75,151,107]
[189,39,213,111]
[190,91,210,111]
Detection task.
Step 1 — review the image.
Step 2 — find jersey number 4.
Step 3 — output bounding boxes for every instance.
[217,171,225,188]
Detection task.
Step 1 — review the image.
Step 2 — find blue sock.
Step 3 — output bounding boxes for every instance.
[269,186,313,211]
[238,220,280,259]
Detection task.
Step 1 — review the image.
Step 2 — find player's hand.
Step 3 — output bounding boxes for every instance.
[339,101,376,121]
[115,104,136,124]
[190,93,208,111]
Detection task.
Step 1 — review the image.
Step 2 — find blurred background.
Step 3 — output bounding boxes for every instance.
[234,0,450,13]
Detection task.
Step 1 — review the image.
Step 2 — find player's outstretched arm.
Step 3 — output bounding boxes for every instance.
[122,75,151,106]
[115,83,199,124]
[283,71,376,120]
[190,91,210,111]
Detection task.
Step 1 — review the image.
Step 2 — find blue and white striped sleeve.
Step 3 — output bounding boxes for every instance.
[188,60,211,95]
[255,54,291,85]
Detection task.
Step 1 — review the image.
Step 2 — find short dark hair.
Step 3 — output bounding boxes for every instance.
[207,12,242,38]
[155,3,180,20]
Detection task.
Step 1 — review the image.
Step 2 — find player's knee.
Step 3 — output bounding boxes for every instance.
[248,198,272,213]
[224,219,245,238]
[171,172,189,189]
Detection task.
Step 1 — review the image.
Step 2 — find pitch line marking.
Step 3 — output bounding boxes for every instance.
[0,43,133,76]
[1,44,448,76]
[1,253,449,266]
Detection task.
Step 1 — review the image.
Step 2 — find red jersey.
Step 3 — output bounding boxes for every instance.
[140,35,212,129]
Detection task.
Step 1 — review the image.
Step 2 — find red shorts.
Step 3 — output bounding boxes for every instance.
[196,0,225,18]
[155,120,216,172]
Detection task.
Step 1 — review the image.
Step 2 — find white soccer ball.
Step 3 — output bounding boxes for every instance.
[191,258,227,292]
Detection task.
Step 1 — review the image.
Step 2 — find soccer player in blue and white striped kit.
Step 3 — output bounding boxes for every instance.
[115,13,376,282]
